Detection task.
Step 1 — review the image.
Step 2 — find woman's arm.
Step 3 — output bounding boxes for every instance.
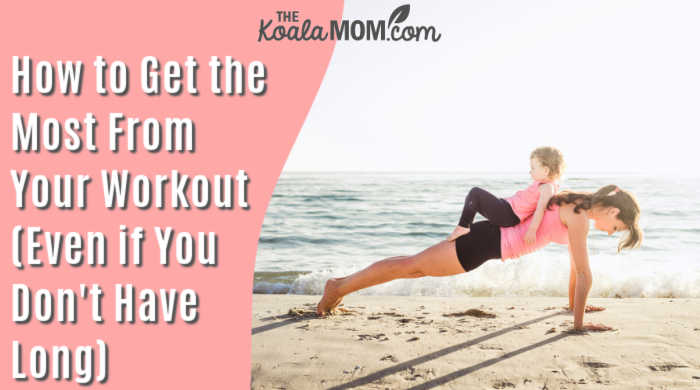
[566,247,606,314]
[563,207,592,330]
[524,184,555,245]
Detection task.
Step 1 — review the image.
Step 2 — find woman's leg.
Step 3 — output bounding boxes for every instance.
[316,240,465,315]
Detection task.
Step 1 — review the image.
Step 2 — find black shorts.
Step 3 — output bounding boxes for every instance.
[455,221,502,272]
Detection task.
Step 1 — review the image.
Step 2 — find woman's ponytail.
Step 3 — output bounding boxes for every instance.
[548,184,642,251]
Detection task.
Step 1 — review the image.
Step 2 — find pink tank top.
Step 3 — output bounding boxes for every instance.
[500,204,569,260]
[506,181,559,221]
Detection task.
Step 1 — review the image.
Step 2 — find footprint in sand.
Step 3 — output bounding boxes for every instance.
[342,365,364,375]
[443,309,497,319]
[582,361,613,369]
[357,333,389,342]
[580,358,614,384]
[287,308,318,318]
[648,363,688,372]
[564,326,616,335]
[492,379,515,389]
[479,344,503,351]
[401,366,434,381]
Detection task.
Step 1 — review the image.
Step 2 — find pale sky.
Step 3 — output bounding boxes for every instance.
[284,1,700,174]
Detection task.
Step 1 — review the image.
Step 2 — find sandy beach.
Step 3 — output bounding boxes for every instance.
[251,294,700,389]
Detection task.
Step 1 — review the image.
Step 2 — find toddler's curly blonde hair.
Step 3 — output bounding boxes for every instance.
[531,146,565,180]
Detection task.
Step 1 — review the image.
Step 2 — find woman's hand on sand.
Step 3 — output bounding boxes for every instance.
[563,305,606,313]
[573,323,615,332]
[447,226,470,241]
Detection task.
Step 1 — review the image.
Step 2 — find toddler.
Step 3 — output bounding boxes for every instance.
[447,146,565,245]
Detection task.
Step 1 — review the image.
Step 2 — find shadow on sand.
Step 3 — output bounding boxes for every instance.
[327,311,570,390]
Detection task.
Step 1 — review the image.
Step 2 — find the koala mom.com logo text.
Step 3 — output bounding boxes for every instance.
[258,5,442,42]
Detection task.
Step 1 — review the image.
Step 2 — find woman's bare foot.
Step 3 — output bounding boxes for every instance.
[562,305,606,313]
[447,226,470,242]
[570,323,615,333]
[585,305,605,312]
[316,278,344,316]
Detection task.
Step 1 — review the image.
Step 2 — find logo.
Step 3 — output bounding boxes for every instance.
[258,5,442,42]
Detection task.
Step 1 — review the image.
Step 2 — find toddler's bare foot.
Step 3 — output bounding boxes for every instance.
[316,278,344,316]
[447,226,470,241]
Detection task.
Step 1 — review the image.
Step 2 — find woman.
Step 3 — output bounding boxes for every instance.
[316,185,642,331]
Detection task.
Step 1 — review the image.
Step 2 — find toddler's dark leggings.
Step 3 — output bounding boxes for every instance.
[458,187,520,228]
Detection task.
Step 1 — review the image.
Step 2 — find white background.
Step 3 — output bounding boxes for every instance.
[284,1,700,175]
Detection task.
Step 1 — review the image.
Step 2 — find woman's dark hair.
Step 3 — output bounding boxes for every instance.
[548,184,642,251]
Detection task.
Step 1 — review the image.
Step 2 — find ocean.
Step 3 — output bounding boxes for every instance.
[254,172,700,298]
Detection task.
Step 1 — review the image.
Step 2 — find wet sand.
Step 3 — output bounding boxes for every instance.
[251,295,700,389]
